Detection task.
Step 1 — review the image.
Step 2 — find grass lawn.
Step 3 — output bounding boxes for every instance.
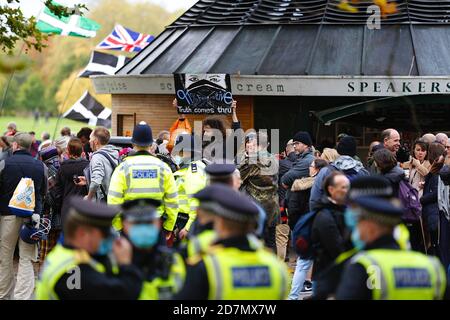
[0,116,93,140]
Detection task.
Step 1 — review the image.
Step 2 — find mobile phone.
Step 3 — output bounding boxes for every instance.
[73,175,80,183]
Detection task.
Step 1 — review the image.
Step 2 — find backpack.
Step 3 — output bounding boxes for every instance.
[89,150,121,202]
[291,209,324,259]
[9,177,36,217]
[398,179,422,223]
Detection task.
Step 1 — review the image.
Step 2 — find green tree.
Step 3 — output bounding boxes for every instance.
[0,0,87,54]
[17,73,46,112]
[0,76,20,114]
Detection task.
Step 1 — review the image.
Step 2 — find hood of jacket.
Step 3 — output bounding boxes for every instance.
[94,144,120,160]
[333,156,365,172]
[291,176,315,192]
[383,165,405,184]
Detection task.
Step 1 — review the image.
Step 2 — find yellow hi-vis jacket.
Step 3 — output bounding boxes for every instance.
[352,249,446,300]
[202,241,290,300]
[173,160,207,231]
[36,244,107,300]
[108,152,179,232]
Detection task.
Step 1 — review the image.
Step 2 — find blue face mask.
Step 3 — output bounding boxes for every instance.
[351,228,366,251]
[129,224,159,249]
[344,208,358,231]
[97,236,114,256]
[345,208,365,250]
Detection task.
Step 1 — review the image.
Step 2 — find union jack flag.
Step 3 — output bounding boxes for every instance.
[96,24,154,53]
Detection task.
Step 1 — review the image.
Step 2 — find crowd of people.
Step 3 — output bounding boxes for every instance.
[0,103,449,300]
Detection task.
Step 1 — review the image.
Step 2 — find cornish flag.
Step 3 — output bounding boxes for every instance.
[36,2,100,38]
[96,24,154,53]
[62,91,111,128]
[78,51,130,78]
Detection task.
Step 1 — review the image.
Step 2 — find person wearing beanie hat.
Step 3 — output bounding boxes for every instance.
[174,184,290,300]
[336,136,357,158]
[281,132,315,219]
[309,136,368,211]
[293,131,313,147]
[335,196,446,300]
[108,121,179,241]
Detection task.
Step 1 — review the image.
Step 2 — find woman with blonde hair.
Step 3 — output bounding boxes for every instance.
[321,148,339,163]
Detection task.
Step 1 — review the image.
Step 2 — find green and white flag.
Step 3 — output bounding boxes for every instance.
[36,3,100,38]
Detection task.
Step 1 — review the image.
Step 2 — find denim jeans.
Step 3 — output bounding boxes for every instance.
[288,257,313,300]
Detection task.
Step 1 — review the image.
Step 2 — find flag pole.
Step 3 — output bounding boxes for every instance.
[52,76,77,142]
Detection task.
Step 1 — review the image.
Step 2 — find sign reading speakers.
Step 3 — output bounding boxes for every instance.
[174,74,233,114]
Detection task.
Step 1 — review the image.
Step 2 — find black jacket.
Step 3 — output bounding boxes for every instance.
[311,197,349,280]
[287,176,315,230]
[0,149,47,216]
[421,172,440,231]
[278,152,298,202]
[54,158,90,222]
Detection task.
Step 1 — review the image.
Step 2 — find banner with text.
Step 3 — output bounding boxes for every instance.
[174,73,233,114]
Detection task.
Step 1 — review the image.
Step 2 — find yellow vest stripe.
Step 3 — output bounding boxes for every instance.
[208,254,224,300]
[354,252,389,300]
[429,256,443,299]
[128,187,162,193]
[108,190,123,198]
[166,192,177,199]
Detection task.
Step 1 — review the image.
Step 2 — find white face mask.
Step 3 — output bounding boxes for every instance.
[173,155,182,166]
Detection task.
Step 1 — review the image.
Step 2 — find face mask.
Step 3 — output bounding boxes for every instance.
[173,155,182,166]
[344,208,358,232]
[97,236,114,256]
[351,228,366,251]
[129,224,159,249]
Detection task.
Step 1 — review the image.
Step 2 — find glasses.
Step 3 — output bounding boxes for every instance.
[446,146,450,149]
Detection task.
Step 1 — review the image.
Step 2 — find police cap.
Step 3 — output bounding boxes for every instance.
[205,163,236,177]
[121,199,161,223]
[131,121,153,147]
[194,184,258,222]
[68,197,119,229]
[349,176,393,200]
[352,196,403,225]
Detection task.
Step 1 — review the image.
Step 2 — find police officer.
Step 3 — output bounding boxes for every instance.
[181,163,236,259]
[174,184,289,300]
[121,199,186,300]
[336,196,446,300]
[108,121,178,240]
[312,176,412,300]
[172,134,208,241]
[36,197,143,300]
[184,163,265,259]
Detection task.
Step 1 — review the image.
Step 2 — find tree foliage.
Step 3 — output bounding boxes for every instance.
[1,0,183,115]
[0,0,87,54]
[17,73,46,112]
